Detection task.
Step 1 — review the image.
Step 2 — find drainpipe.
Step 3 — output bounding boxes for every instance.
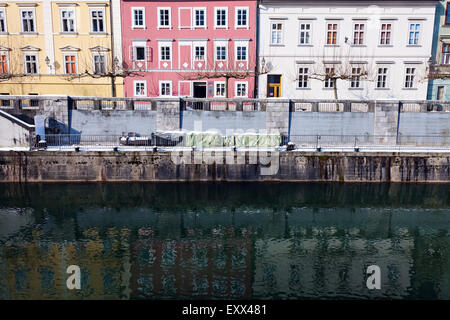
[254,0,260,98]
[109,0,116,97]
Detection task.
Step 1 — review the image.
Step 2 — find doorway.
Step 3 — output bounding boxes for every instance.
[267,75,281,98]
[193,82,206,109]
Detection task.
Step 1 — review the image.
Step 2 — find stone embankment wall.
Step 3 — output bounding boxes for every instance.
[0,151,448,183]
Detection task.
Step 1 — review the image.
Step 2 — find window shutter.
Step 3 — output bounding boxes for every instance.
[147,46,152,62]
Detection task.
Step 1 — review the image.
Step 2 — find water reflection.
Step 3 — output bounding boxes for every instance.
[0,183,449,299]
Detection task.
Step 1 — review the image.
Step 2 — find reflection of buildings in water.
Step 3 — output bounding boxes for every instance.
[0,226,132,299]
[130,226,253,299]
[0,205,449,299]
[252,207,418,299]
[253,228,414,299]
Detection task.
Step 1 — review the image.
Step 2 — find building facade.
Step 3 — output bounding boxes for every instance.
[120,0,257,98]
[428,0,450,100]
[257,0,437,100]
[0,0,123,97]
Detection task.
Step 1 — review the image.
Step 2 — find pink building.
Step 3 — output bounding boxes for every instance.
[120,0,257,98]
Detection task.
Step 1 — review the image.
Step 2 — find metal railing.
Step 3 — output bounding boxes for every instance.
[29,133,450,150]
[287,135,450,149]
[2,95,450,113]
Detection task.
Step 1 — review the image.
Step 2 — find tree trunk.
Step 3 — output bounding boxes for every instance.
[111,76,116,97]
[333,78,339,111]
[225,76,229,110]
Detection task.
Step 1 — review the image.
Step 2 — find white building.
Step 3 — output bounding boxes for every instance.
[257,0,438,100]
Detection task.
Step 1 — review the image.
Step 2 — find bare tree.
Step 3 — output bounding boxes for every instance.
[177,56,269,101]
[65,50,143,97]
[308,47,371,107]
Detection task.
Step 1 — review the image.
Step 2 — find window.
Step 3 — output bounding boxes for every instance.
[442,44,450,64]
[380,23,392,45]
[28,93,39,107]
[404,67,415,88]
[299,23,311,45]
[376,67,388,88]
[326,23,338,45]
[0,10,6,33]
[271,22,283,45]
[195,46,205,60]
[215,82,225,97]
[324,67,335,88]
[408,23,420,45]
[236,8,248,27]
[132,8,144,28]
[160,46,171,61]
[215,8,227,28]
[236,82,247,97]
[298,67,309,88]
[353,23,365,45]
[91,10,104,33]
[216,46,226,60]
[158,8,170,28]
[21,10,35,33]
[93,54,106,74]
[24,54,37,74]
[61,9,75,32]
[134,46,145,61]
[236,45,247,61]
[1,93,10,107]
[160,81,171,96]
[0,54,7,74]
[351,67,361,88]
[194,9,205,27]
[64,55,77,74]
[134,81,146,96]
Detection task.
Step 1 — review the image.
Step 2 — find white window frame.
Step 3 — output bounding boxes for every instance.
[350,65,363,88]
[92,53,106,74]
[214,7,228,29]
[159,45,171,62]
[60,7,76,33]
[324,66,335,88]
[193,7,206,28]
[376,66,389,89]
[235,41,248,62]
[325,21,339,45]
[63,53,78,75]
[214,81,226,97]
[23,53,38,74]
[352,22,365,45]
[194,45,205,61]
[134,80,147,97]
[20,8,36,33]
[270,21,284,45]
[158,7,171,29]
[379,21,393,46]
[298,21,312,45]
[404,66,416,88]
[159,80,172,96]
[235,81,248,97]
[0,51,9,74]
[407,22,421,46]
[90,8,105,33]
[132,41,146,61]
[297,65,310,88]
[215,43,227,61]
[0,9,7,33]
[131,7,145,29]
[235,7,249,29]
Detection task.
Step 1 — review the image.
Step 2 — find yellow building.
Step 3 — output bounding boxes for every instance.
[0,0,123,97]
